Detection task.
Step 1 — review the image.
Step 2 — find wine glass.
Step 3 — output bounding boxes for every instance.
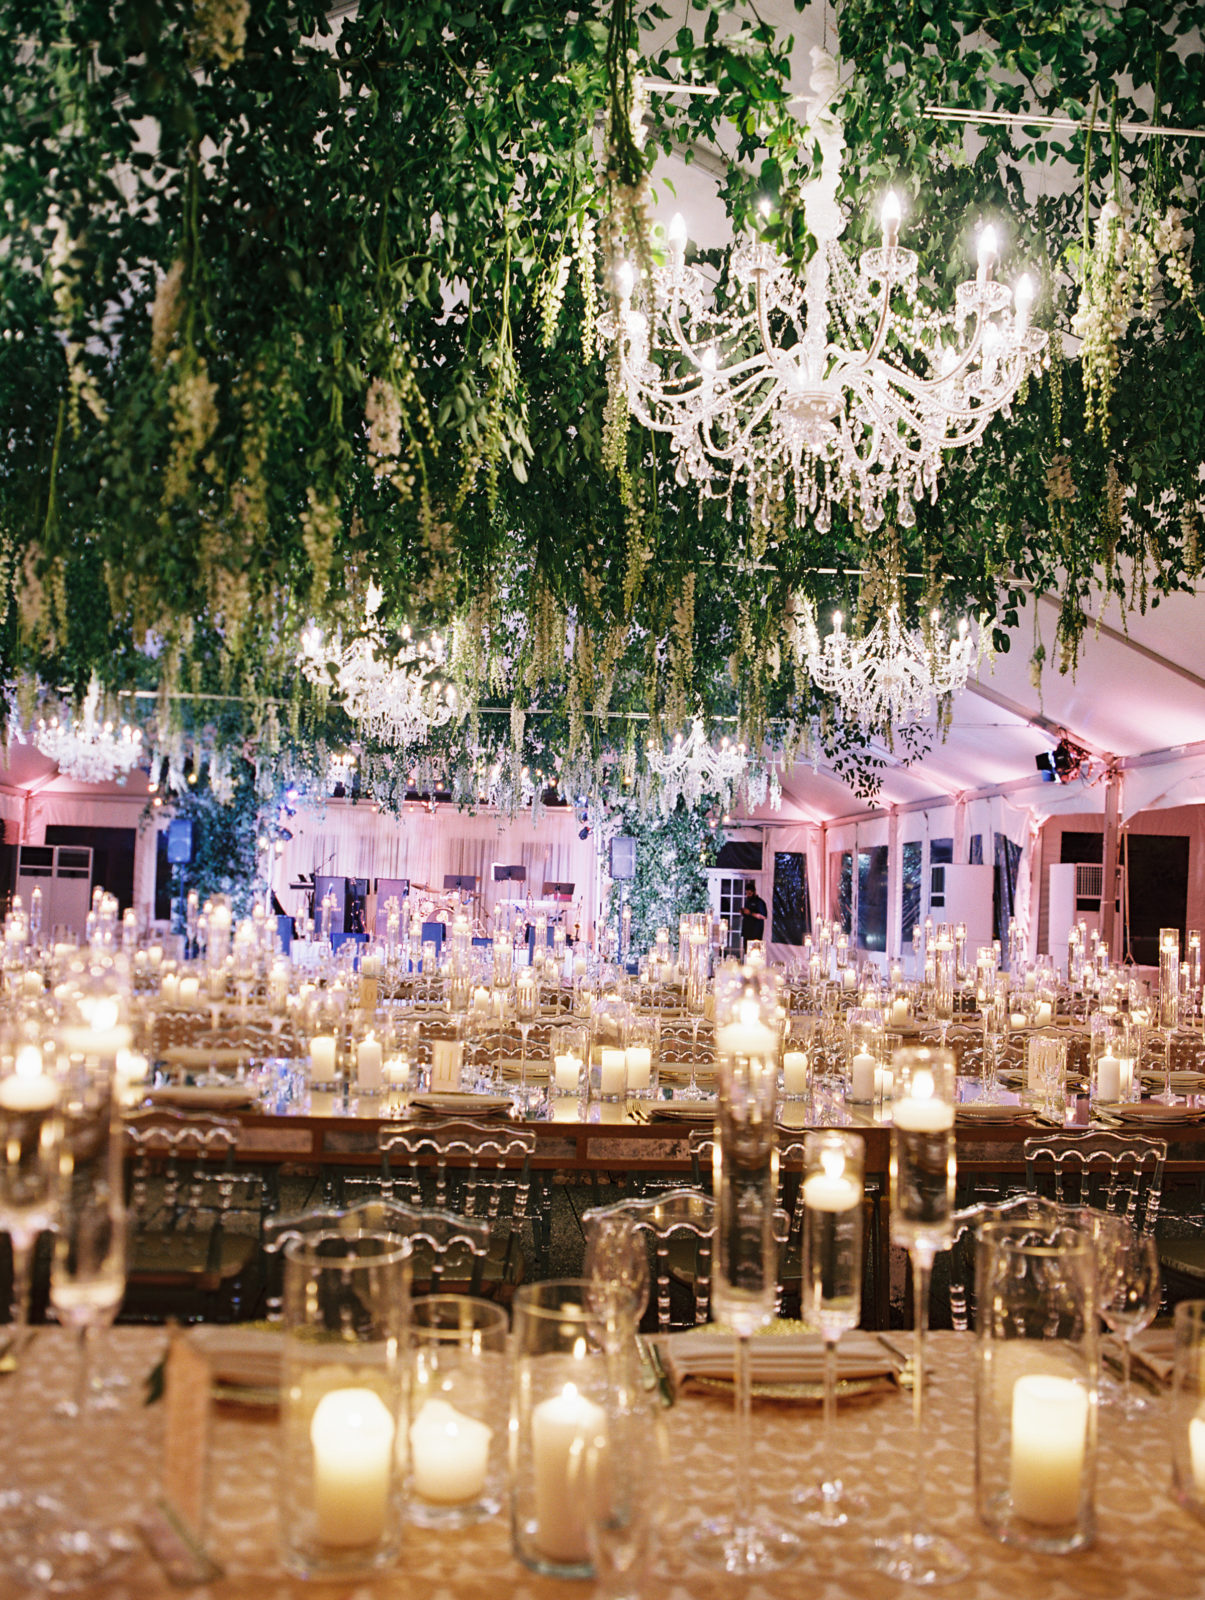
[873,1048,969,1585]
[1097,1220,1161,1417]
[514,968,538,1113]
[794,1130,865,1526]
[691,969,800,1577]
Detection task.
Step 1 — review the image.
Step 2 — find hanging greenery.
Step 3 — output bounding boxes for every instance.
[2,0,1204,802]
[161,755,266,926]
[608,798,719,957]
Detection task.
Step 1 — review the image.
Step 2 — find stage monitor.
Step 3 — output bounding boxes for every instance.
[443,874,478,893]
[166,817,194,865]
[543,881,575,900]
[493,864,527,883]
[610,836,636,881]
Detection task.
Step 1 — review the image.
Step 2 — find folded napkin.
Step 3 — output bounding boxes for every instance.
[1104,1328,1176,1388]
[187,1324,284,1392]
[661,1327,895,1388]
[1111,1102,1204,1124]
[160,1046,253,1069]
[955,1103,1029,1123]
[646,1100,718,1122]
[410,1092,514,1117]
[1141,1071,1205,1092]
[146,1085,258,1111]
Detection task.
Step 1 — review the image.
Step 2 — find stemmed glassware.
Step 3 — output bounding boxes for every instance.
[933,940,955,1051]
[514,967,538,1113]
[692,966,800,1576]
[680,932,709,1101]
[874,1048,969,1585]
[51,1163,127,1420]
[0,1041,62,1350]
[1096,1219,1161,1417]
[794,1129,865,1526]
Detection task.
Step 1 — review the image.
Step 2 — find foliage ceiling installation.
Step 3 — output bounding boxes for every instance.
[1,0,1204,813]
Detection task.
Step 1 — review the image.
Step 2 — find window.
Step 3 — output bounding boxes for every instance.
[837,853,853,934]
[772,852,810,945]
[858,846,889,951]
[901,840,923,947]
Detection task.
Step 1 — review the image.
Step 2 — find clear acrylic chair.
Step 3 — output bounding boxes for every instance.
[583,1189,716,1331]
[945,1192,1062,1331]
[1022,1132,1167,1234]
[122,1109,267,1321]
[260,1197,491,1320]
[378,1119,545,1293]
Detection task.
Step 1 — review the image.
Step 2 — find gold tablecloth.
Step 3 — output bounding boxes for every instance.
[4,1328,1204,1599]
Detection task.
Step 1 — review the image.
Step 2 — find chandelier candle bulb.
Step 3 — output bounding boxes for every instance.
[309,1388,396,1548]
[409,1399,491,1505]
[977,224,998,281]
[881,190,901,248]
[1015,273,1035,334]
[1009,1375,1089,1526]
[530,1383,606,1565]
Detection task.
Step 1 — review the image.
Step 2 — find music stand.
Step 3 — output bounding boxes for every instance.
[543,882,575,902]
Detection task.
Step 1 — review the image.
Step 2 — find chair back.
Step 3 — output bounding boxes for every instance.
[261,1198,491,1319]
[946,1192,1062,1331]
[378,1119,543,1287]
[583,1189,715,1331]
[1022,1132,1167,1234]
[123,1109,245,1232]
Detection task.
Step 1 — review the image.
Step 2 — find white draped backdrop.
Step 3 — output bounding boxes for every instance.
[271,800,600,938]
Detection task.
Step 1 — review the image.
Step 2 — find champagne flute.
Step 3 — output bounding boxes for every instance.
[873,1048,969,1585]
[0,1044,62,1345]
[51,1168,127,1420]
[692,969,800,1577]
[794,1130,865,1526]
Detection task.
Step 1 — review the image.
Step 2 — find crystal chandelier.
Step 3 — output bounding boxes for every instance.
[606,50,1048,532]
[299,586,462,750]
[646,720,747,815]
[798,598,980,731]
[33,675,144,783]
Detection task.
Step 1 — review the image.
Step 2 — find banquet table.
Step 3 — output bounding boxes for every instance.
[7,1327,1205,1600]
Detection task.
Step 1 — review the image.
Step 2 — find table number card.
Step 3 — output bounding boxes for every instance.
[431,1039,464,1092]
[139,1333,225,1584]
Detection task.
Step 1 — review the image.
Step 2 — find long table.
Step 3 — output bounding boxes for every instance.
[6,1327,1203,1599]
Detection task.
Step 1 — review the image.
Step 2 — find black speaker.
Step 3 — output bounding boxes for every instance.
[166,817,194,865]
[610,836,637,881]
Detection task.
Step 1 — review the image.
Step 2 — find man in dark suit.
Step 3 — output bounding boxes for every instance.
[741,883,768,951]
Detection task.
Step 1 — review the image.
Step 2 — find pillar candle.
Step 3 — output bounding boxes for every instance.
[357,1037,383,1091]
[1097,1053,1121,1101]
[178,976,200,1005]
[850,1051,876,1103]
[1009,1374,1089,1526]
[783,1051,809,1096]
[1190,1415,1205,1493]
[409,1398,491,1504]
[599,1048,626,1096]
[554,1053,583,1093]
[624,1046,652,1090]
[161,972,179,1003]
[531,1383,606,1564]
[310,1035,337,1078]
[310,1388,396,1547]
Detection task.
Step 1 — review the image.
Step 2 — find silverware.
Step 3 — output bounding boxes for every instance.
[640,1336,675,1407]
[876,1332,916,1390]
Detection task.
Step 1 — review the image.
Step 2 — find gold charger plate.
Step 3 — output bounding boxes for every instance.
[410,1093,514,1117]
[1112,1103,1205,1123]
[687,1372,896,1403]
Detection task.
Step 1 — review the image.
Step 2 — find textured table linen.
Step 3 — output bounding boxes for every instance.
[3,1327,1203,1599]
